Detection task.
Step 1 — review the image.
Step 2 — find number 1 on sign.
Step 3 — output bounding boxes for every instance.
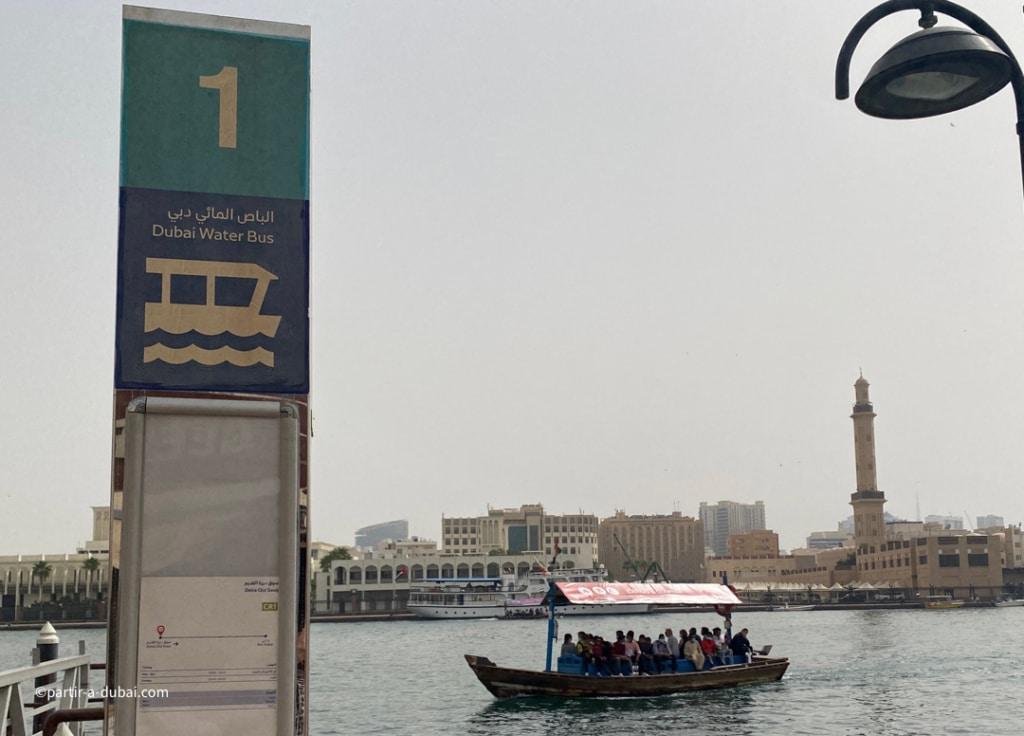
[199,66,238,149]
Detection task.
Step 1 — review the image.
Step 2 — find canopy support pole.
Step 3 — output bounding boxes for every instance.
[545,582,557,672]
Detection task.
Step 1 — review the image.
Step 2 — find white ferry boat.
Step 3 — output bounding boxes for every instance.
[408,568,650,619]
[407,577,511,619]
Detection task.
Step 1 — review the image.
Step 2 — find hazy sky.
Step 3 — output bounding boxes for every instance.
[4,0,1024,555]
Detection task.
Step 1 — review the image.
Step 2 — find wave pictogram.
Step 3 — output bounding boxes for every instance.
[143,343,274,367]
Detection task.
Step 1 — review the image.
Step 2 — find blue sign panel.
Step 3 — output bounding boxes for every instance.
[115,187,309,392]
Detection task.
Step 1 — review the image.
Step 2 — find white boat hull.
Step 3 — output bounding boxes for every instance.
[509,603,651,617]
[994,599,1024,608]
[410,602,651,619]
[409,604,506,619]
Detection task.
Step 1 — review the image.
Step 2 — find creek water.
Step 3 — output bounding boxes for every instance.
[2,607,1022,735]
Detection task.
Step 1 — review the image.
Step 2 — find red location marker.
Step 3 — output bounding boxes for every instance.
[156,625,165,637]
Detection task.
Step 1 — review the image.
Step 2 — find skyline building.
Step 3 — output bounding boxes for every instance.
[699,500,766,557]
[597,511,705,583]
[354,519,409,549]
[441,504,598,560]
[977,515,1005,529]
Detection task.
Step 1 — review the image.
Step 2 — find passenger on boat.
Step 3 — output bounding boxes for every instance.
[610,633,631,674]
[700,628,717,662]
[713,628,730,659]
[575,632,592,664]
[665,628,680,661]
[637,635,656,675]
[652,634,672,673]
[682,631,705,671]
[623,631,640,665]
[729,628,753,661]
[598,638,614,675]
[585,636,601,670]
[560,633,576,657]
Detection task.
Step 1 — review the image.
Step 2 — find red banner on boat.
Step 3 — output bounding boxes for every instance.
[554,582,742,605]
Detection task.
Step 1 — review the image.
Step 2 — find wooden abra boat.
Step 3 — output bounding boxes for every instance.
[465,654,789,698]
[465,581,789,698]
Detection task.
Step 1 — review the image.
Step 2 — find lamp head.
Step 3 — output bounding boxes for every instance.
[855,26,1012,119]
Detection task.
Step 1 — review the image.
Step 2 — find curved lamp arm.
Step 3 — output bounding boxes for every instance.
[835,0,1024,201]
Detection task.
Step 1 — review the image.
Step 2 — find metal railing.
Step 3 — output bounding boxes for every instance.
[0,651,92,736]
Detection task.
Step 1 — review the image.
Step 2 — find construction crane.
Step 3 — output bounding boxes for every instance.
[611,532,671,583]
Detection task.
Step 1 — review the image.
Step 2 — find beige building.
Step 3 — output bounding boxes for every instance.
[314,543,598,613]
[727,529,779,558]
[848,376,1005,599]
[597,511,705,583]
[77,506,111,555]
[707,545,856,587]
[442,504,598,561]
[1,508,109,621]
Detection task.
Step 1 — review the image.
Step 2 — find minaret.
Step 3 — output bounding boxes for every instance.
[850,373,886,553]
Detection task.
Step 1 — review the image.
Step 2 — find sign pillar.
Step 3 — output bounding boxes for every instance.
[108,7,310,735]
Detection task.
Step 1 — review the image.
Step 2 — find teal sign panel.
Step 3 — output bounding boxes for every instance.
[116,7,310,393]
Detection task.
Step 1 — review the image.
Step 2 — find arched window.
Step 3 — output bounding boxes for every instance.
[349,566,362,584]
[426,564,439,579]
[365,566,378,584]
[562,560,575,570]
[471,563,484,578]
[486,562,500,577]
[517,562,530,578]
[334,568,347,585]
[412,564,424,581]
[456,564,470,578]
[380,566,393,583]
[441,564,454,578]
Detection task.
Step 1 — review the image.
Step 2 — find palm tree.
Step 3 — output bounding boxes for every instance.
[82,557,100,597]
[32,561,53,598]
[318,546,352,573]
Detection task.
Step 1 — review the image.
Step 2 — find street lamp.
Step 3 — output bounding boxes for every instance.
[836,1,1024,199]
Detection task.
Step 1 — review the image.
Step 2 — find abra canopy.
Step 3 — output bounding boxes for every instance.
[543,582,742,607]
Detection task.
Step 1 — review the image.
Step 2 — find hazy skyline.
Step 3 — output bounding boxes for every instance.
[4,0,1024,556]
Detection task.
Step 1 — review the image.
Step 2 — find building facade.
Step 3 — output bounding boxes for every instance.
[314,543,598,614]
[727,529,780,558]
[923,514,964,530]
[442,504,598,561]
[354,519,409,549]
[848,376,1005,598]
[805,530,853,550]
[699,500,766,557]
[1,550,109,622]
[597,511,705,583]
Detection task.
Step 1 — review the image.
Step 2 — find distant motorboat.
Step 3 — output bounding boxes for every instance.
[922,595,965,610]
[771,603,815,612]
[994,598,1024,608]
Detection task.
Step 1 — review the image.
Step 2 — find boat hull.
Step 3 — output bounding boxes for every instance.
[411,602,651,619]
[464,654,789,698]
[506,603,651,617]
[409,604,505,619]
[994,599,1024,608]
